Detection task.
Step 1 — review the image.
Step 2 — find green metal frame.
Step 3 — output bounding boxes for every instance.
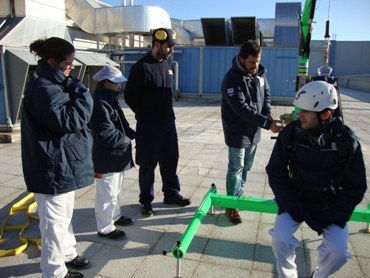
[171,1,364,275]
[172,185,370,260]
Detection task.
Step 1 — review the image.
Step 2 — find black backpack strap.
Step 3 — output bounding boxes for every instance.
[288,117,348,193]
[288,120,307,161]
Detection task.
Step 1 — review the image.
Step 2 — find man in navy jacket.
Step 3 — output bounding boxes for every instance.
[221,40,281,224]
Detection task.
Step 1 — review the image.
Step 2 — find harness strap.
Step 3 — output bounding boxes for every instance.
[288,118,347,194]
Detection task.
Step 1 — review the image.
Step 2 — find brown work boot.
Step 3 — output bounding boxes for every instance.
[225,208,242,224]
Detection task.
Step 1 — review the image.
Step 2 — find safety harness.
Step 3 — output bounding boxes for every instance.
[288,116,348,194]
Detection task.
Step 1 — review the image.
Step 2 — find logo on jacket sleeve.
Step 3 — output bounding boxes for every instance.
[227,88,234,96]
[256,76,265,87]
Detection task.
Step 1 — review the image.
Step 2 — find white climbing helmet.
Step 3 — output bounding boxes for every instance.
[293,81,338,112]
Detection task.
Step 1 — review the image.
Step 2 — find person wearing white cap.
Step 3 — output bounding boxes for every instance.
[90,65,136,240]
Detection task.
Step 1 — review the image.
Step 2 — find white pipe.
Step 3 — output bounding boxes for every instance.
[198,47,203,97]
[121,0,133,6]
[172,60,179,93]
[0,46,13,128]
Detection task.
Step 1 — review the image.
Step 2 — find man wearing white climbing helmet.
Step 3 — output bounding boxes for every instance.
[294,80,338,111]
[293,81,338,130]
[266,80,367,278]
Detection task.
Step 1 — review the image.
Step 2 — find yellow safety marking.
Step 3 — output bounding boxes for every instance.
[0,193,41,257]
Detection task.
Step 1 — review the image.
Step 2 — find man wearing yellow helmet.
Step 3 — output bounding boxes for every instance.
[124,28,190,217]
[266,81,367,277]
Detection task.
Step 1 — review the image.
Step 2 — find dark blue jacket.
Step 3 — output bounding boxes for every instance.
[21,61,94,195]
[90,85,135,173]
[266,120,367,228]
[123,53,175,124]
[221,55,272,148]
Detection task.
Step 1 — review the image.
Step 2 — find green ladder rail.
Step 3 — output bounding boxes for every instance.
[171,184,370,262]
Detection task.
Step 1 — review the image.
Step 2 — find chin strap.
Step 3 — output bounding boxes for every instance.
[316,116,343,147]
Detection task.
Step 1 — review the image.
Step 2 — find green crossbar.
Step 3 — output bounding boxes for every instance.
[172,185,370,259]
[211,194,370,222]
[210,195,278,214]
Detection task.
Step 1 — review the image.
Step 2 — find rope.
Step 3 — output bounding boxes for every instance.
[0,193,41,257]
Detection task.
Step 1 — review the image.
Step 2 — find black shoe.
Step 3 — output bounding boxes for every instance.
[164,195,191,206]
[114,216,133,226]
[97,229,126,240]
[65,255,89,270]
[141,204,153,217]
[64,270,85,278]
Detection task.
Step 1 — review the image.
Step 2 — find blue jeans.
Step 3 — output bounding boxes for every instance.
[226,144,257,196]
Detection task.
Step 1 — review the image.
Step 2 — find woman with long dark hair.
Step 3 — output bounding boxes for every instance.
[21,37,94,278]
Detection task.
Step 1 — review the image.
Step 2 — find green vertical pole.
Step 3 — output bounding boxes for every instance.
[295,0,316,115]
[172,186,216,259]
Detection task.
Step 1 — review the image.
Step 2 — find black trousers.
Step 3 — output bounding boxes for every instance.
[135,120,181,205]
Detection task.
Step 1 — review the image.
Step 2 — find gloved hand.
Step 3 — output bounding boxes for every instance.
[288,206,311,223]
[61,77,87,96]
[306,215,331,236]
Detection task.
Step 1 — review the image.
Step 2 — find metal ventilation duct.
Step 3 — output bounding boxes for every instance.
[274,2,301,47]
[0,0,69,47]
[201,18,231,46]
[65,0,172,34]
[230,17,259,45]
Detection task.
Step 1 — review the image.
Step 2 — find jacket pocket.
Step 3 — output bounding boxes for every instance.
[64,133,89,161]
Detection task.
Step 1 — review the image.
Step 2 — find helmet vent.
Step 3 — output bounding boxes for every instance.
[314,101,319,108]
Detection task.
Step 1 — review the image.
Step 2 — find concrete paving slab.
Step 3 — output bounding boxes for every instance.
[0,87,369,277]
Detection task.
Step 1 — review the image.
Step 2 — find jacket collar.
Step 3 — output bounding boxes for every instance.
[94,84,120,101]
[232,55,266,77]
[36,60,67,84]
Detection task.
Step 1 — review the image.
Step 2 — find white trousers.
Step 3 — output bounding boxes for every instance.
[95,172,124,234]
[269,212,351,278]
[34,192,77,278]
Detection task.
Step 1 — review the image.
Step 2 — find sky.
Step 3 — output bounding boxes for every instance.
[101,0,370,41]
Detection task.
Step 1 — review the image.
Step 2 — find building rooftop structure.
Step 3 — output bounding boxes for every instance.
[0,86,370,277]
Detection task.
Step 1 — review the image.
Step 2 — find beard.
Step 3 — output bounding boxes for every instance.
[245,66,257,75]
[157,47,171,60]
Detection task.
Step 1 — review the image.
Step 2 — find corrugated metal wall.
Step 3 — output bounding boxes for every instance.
[309,41,370,77]
[261,47,298,97]
[175,47,201,94]
[200,47,239,95]
[120,47,299,98]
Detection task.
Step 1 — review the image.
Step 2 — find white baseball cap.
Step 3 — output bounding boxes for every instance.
[93,66,127,83]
